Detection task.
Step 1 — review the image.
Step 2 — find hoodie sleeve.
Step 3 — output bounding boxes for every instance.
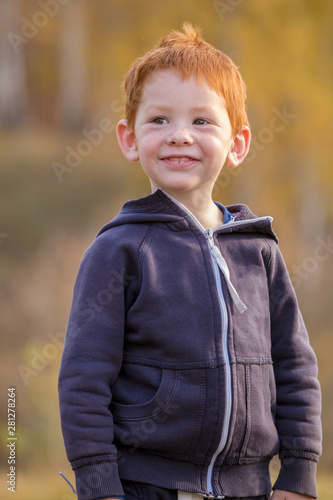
[266,241,322,498]
[58,231,137,500]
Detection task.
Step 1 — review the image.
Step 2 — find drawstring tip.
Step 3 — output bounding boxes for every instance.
[237,303,247,313]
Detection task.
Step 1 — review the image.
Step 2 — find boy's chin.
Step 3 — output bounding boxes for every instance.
[150,180,209,193]
[152,185,195,195]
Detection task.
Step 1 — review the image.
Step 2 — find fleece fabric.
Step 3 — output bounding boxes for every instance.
[58,189,322,500]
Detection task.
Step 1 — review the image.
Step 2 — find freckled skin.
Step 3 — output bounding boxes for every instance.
[132,70,235,198]
[116,69,251,228]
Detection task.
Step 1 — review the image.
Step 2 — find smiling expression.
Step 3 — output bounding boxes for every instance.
[119,69,238,198]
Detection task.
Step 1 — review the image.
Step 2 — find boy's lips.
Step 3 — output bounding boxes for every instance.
[161,154,199,167]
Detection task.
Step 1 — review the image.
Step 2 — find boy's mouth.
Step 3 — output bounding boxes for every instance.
[161,155,198,166]
[168,157,192,164]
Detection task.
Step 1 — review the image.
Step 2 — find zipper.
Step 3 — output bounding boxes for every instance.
[214,215,273,232]
[204,230,231,499]
[160,192,251,498]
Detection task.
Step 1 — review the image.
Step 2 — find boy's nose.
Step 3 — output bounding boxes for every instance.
[167,127,194,146]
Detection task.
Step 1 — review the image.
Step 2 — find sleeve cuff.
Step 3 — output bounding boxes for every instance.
[74,461,124,500]
[273,457,318,498]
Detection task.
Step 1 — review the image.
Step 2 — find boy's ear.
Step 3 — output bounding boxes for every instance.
[226,126,251,168]
[116,119,139,162]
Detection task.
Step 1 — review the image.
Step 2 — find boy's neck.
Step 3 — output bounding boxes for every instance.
[160,189,224,230]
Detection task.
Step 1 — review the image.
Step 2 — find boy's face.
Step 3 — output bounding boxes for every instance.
[117,69,248,199]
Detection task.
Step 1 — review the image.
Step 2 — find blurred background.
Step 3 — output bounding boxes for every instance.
[0,0,332,498]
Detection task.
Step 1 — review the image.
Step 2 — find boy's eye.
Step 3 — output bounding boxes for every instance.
[193,118,208,125]
[152,117,168,125]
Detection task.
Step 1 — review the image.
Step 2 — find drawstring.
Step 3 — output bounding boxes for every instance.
[209,242,247,314]
[59,471,77,495]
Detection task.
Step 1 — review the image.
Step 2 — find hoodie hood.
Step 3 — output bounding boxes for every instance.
[223,202,278,243]
[97,189,278,243]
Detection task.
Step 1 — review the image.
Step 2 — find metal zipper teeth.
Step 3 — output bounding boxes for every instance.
[203,216,273,496]
[205,231,230,498]
[161,193,233,498]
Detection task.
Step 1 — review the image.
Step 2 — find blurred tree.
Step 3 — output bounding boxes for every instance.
[0,0,27,127]
[56,0,88,129]
[0,0,332,480]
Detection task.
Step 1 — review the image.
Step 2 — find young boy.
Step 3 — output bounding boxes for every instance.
[58,23,322,500]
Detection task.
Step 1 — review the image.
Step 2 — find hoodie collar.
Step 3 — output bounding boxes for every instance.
[97,189,278,243]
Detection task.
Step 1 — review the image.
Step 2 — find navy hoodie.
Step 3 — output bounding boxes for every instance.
[58,189,322,500]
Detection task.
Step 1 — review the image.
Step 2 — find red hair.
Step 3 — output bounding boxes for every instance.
[122,23,249,135]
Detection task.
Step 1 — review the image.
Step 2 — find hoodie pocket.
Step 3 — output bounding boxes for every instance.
[112,368,206,458]
[227,361,279,463]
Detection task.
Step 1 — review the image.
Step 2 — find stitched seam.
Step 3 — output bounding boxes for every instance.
[240,364,252,461]
[183,369,207,457]
[71,454,117,470]
[122,357,225,369]
[259,236,272,269]
[113,371,178,422]
[136,225,158,296]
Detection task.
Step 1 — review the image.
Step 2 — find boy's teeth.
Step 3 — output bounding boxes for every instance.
[169,157,190,163]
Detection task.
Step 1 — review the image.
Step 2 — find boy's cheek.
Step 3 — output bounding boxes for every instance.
[138,136,161,155]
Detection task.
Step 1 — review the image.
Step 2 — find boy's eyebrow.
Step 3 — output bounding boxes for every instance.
[143,104,221,116]
[143,104,171,113]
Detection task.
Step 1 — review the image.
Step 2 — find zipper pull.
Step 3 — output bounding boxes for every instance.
[206,229,214,241]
